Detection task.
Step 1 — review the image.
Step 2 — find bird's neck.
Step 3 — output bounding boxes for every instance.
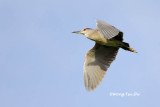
[85,29,97,38]
[85,30,107,44]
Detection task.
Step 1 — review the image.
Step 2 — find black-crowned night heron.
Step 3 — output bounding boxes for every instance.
[72,20,137,91]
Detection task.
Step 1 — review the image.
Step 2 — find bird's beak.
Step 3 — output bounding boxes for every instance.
[72,31,81,34]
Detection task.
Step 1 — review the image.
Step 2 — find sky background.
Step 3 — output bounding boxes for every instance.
[0,0,160,107]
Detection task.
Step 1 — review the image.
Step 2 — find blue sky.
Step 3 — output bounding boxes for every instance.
[0,0,160,107]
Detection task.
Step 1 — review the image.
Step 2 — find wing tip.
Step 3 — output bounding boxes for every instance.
[84,70,106,92]
[96,19,104,25]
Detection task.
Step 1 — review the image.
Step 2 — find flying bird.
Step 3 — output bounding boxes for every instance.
[72,20,137,91]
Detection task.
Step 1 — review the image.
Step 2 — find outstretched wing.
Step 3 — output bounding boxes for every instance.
[83,43,119,91]
[96,20,121,40]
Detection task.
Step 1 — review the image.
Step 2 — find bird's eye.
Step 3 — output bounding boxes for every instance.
[83,29,86,31]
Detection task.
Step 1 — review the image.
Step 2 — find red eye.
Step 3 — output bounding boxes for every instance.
[83,29,86,31]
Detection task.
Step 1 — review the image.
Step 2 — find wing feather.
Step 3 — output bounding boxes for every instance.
[83,43,119,91]
[96,20,121,39]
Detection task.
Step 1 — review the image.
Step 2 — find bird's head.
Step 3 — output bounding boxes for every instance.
[72,28,93,36]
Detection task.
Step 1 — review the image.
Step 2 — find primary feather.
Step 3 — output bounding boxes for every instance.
[96,20,120,39]
[83,43,119,91]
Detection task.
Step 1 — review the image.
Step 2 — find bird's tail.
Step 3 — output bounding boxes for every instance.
[121,42,137,53]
